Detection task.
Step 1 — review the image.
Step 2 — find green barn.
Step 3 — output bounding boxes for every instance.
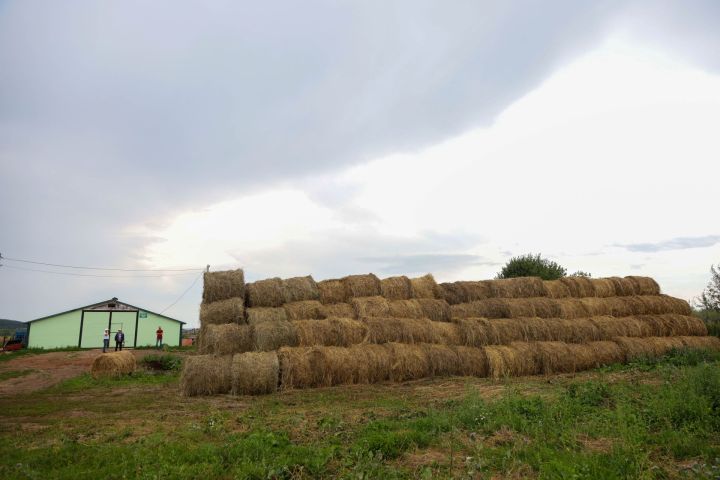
[26,298,185,349]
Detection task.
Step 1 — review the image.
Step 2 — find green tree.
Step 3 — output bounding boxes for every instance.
[570,271,592,277]
[496,253,566,280]
[697,263,720,312]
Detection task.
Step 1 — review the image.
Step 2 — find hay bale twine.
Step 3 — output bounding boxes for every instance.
[246,307,288,326]
[202,269,245,304]
[625,276,661,296]
[417,298,452,322]
[318,279,347,304]
[283,300,327,321]
[322,302,356,319]
[200,297,246,326]
[294,318,367,347]
[542,280,571,298]
[282,276,320,303]
[489,277,545,298]
[352,296,390,318]
[90,351,136,379]
[381,276,413,300]
[388,299,424,319]
[253,321,298,351]
[198,323,254,355]
[342,273,381,299]
[246,277,285,307]
[410,274,441,299]
[180,355,232,396]
[231,351,279,395]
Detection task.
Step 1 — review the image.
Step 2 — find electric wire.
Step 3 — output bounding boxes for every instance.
[0,255,202,272]
[160,272,203,314]
[0,264,198,278]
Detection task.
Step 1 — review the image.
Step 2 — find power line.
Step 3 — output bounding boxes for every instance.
[160,272,203,314]
[0,254,203,272]
[0,264,198,278]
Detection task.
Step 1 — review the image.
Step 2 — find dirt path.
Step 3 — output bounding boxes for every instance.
[0,349,161,396]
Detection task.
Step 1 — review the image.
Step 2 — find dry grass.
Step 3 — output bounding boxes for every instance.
[179,355,232,396]
[253,321,299,351]
[246,277,285,308]
[90,351,136,379]
[560,277,595,297]
[489,277,545,298]
[231,351,279,395]
[380,276,413,300]
[199,297,246,326]
[543,280,571,298]
[202,269,245,304]
[317,279,346,304]
[410,274,440,299]
[322,302,356,319]
[198,323,254,355]
[626,276,661,296]
[282,276,320,303]
[283,300,327,321]
[439,281,492,304]
[246,307,288,326]
[363,317,445,344]
[342,274,381,299]
[417,298,452,322]
[352,296,390,318]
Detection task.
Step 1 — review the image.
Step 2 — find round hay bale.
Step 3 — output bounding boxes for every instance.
[294,318,367,347]
[564,343,600,371]
[198,323,254,355]
[533,341,571,374]
[679,336,720,350]
[505,299,537,318]
[451,299,510,319]
[410,274,441,299]
[613,337,661,361]
[590,316,649,339]
[354,344,393,383]
[231,351,279,395]
[246,307,288,326]
[246,277,285,307]
[453,346,488,377]
[489,277,545,298]
[607,277,635,296]
[387,343,431,381]
[603,297,634,317]
[591,279,616,298]
[579,297,612,316]
[530,298,562,318]
[440,281,492,304]
[180,355,232,396]
[318,279,347,304]
[681,315,709,336]
[625,276,661,296]
[542,280,571,298]
[202,269,245,304]
[352,296,390,318]
[439,282,467,304]
[586,340,625,367]
[484,345,526,378]
[388,299,424,319]
[455,318,500,346]
[200,297,246,326]
[308,346,357,386]
[381,276,413,300]
[560,277,595,297]
[432,321,463,345]
[555,299,590,319]
[90,351,136,379]
[278,347,315,389]
[659,295,692,315]
[417,298,452,322]
[342,273,381,299]
[282,275,319,303]
[422,344,460,376]
[253,321,298,351]
[322,302,356,319]
[283,300,327,321]
[363,317,439,344]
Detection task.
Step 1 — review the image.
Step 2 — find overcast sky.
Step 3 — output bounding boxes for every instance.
[1,1,719,327]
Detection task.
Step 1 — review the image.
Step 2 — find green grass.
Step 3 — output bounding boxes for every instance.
[2,350,720,479]
[0,369,33,381]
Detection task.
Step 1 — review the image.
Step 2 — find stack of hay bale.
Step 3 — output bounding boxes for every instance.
[182,271,720,396]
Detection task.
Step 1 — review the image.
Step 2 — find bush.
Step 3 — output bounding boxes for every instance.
[497,253,566,280]
[141,354,182,371]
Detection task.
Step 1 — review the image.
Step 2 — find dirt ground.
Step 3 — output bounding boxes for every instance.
[0,349,164,396]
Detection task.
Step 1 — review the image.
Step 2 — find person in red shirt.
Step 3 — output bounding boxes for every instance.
[155,326,164,349]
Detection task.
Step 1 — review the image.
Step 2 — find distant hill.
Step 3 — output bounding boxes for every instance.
[0,319,26,330]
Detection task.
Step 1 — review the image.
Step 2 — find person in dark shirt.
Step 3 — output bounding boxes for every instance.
[114,329,125,351]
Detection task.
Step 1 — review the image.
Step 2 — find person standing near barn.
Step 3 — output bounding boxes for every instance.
[155,326,164,349]
[114,329,125,351]
[102,328,110,353]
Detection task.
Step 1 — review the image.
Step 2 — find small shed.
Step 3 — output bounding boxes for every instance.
[26,298,185,349]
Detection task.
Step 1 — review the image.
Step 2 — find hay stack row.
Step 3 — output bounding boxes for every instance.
[180,335,720,396]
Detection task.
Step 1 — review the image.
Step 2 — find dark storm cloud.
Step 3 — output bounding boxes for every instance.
[2,0,719,322]
[616,235,720,253]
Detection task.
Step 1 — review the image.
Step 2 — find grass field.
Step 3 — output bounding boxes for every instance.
[1,349,720,479]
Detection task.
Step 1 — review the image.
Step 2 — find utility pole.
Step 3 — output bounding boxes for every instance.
[206,264,210,273]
